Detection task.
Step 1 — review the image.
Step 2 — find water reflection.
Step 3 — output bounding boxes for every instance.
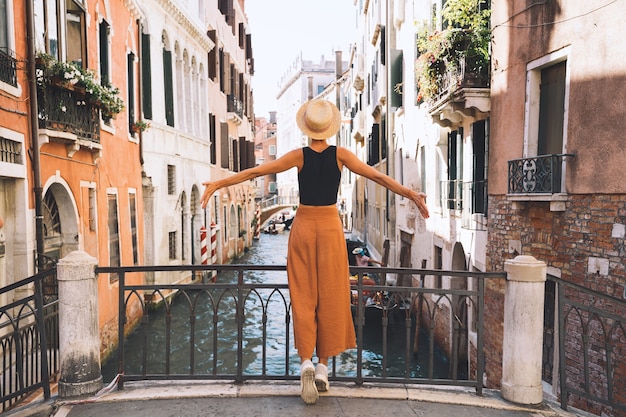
[102,231,454,382]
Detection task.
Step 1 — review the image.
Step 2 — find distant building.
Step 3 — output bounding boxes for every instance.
[254,113,277,199]
[275,54,348,202]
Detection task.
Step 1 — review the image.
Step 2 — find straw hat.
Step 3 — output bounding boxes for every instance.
[352,247,365,255]
[296,99,341,140]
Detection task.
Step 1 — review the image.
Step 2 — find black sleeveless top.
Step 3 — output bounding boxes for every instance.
[298,146,341,206]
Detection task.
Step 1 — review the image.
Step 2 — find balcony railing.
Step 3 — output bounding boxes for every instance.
[0,269,59,412]
[430,56,490,105]
[0,48,17,87]
[227,94,244,120]
[507,154,575,194]
[37,82,101,143]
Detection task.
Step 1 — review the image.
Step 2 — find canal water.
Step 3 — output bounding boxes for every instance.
[102,231,453,382]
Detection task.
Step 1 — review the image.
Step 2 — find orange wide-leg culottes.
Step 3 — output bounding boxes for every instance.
[286,204,356,359]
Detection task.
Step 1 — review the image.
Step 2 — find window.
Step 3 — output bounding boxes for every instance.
[447,129,463,210]
[525,52,568,158]
[0,0,17,87]
[0,136,21,164]
[220,122,229,169]
[168,231,176,259]
[471,120,488,215]
[88,187,96,231]
[207,30,217,81]
[268,145,276,156]
[268,182,277,193]
[141,32,152,119]
[209,114,217,164]
[98,20,110,85]
[129,192,138,264]
[167,164,176,195]
[108,193,120,283]
[34,0,86,66]
[162,33,175,126]
[127,52,135,133]
[66,0,86,67]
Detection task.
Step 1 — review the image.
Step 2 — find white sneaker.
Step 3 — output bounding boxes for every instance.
[300,360,318,404]
[315,363,329,392]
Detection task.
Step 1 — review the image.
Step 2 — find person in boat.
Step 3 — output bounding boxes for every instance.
[352,247,383,267]
[200,99,429,405]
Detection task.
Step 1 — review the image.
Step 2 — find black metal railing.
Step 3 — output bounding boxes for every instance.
[0,268,59,412]
[0,48,18,87]
[552,276,626,415]
[507,154,575,194]
[95,263,505,395]
[227,94,244,119]
[37,82,101,143]
[430,55,490,104]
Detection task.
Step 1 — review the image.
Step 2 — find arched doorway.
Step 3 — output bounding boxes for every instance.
[450,242,469,374]
[42,183,79,266]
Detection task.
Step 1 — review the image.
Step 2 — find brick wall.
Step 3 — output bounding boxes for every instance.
[486,194,626,416]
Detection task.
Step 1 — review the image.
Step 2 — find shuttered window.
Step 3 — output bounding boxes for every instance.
[163,49,175,126]
[141,32,152,119]
[127,52,135,132]
[208,30,217,81]
[220,122,229,169]
[210,114,217,165]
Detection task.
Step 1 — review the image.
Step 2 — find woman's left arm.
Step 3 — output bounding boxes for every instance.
[337,147,430,219]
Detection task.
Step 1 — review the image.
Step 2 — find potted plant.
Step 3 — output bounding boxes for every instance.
[414,0,491,103]
[132,120,151,133]
[35,51,125,118]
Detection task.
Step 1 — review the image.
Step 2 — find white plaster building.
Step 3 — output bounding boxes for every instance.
[140,0,256,283]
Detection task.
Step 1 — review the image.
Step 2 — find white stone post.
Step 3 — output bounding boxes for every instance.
[57,251,103,397]
[501,255,546,405]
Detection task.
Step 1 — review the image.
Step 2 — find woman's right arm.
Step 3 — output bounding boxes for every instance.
[201,149,302,208]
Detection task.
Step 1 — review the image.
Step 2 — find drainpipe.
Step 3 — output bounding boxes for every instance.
[335,50,342,145]
[26,0,45,270]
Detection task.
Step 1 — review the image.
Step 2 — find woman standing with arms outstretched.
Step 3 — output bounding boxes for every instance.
[200,99,429,405]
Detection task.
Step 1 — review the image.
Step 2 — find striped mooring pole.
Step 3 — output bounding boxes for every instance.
[209,222,217,282]
[253,204,261,240]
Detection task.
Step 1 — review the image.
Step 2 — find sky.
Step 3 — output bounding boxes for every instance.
[245,1,357,118]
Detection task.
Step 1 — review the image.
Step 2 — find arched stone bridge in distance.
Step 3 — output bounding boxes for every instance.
[257,195,299,227]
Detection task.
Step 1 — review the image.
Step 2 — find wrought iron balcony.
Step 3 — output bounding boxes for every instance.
[426,57,490,129]
[227,94,244,123]
[0,48,17,87]
[37,82,101,144]
[508,154,575,194]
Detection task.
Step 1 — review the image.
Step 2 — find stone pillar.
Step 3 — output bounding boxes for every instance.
[501,255,546,405]
[57,251,103,397]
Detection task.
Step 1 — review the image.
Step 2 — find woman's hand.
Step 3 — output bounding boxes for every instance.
[409,190,430,219]
[200,181,220,209]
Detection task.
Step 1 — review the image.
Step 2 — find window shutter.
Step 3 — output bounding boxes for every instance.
[210,114,217,165]
[390,49,403,109]
[141,33,153,119]
[220,122,229,169]
[127,53,135,129]
[239,137,247,170]
[208,30,217,81]
[231,138,239,172]
[163,49,175,126]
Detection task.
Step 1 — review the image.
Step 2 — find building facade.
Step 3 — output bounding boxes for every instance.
[139,0,256,274]
[487,1,626,415]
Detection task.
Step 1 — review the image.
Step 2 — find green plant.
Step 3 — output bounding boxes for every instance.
[415,0,491,103]
[133,120,151,132]
[36,51,125,118]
